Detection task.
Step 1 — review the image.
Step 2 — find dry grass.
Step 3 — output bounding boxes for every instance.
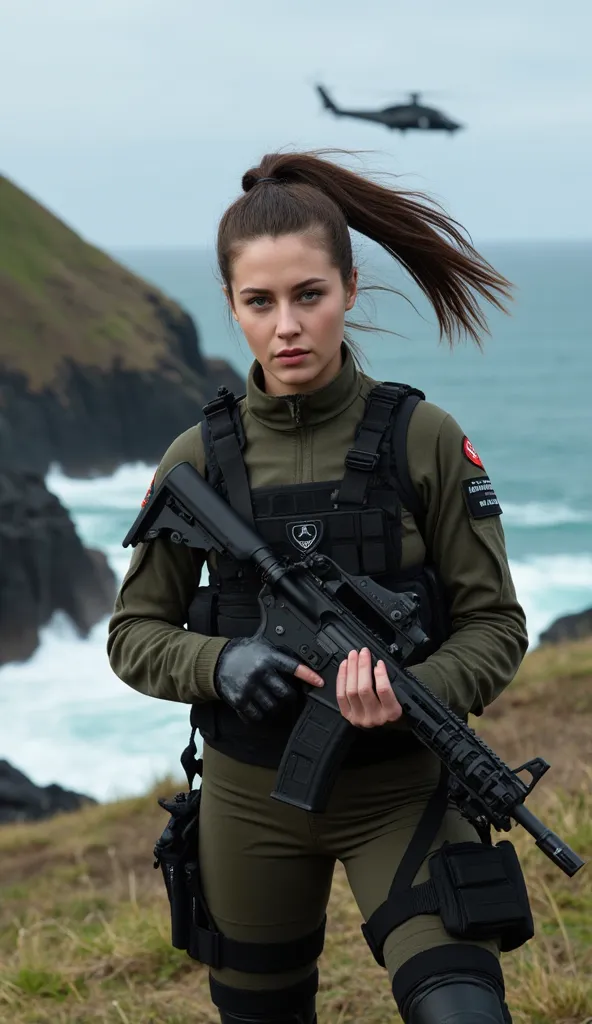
[1,639,591,1023]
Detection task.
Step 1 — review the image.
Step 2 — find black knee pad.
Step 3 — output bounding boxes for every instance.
[392,946,512,1024]
[211,970,317,1024]
[403,973,511,1024]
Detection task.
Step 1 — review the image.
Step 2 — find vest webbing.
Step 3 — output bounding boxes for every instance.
[200,385,254,525]
[188,377,451,772]
[201,380,426,520]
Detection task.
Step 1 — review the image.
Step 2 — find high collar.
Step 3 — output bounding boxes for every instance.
[245,344,362,431]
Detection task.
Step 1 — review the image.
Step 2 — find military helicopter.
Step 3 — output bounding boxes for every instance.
[316,85,463,134]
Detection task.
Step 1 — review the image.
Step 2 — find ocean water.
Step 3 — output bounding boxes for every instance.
[1,242,591,804]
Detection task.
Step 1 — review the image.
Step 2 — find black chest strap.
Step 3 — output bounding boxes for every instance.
[201,386,253,525]
[390,392,427,543]
[201,380,426,526]
[334,382,425,508]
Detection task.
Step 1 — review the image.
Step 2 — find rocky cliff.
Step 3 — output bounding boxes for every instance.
[0,470,116,667]
[539,606,592,645]
[0,760,97,824]
[0,175,244,477]
[0,173,244,674]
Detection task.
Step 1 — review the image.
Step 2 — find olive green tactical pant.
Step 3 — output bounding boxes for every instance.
[199,743,500,995]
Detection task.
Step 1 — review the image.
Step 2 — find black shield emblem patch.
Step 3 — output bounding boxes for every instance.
[287,519,323,553]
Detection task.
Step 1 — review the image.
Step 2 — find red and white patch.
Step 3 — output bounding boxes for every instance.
[462,437,485,470]
[141,473,156,508]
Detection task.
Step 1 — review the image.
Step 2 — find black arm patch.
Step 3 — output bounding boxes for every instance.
[462,476,502,519]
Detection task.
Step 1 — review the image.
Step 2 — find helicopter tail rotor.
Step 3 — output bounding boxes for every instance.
[316,84,339,114]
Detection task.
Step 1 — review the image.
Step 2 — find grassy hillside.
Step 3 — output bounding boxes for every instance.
[1,639,590,1024]
[0,176,194,392]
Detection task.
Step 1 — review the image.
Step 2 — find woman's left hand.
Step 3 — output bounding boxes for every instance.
[336,647,403,729]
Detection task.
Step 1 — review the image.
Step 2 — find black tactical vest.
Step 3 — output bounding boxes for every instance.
[187,382,451,769]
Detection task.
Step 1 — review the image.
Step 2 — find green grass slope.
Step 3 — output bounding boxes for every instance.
[0,176,192,392]
[0,639,590,1023]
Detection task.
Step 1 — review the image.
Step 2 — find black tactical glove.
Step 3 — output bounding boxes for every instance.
[213,636,312,723]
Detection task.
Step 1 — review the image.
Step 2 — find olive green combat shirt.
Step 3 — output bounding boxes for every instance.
[107,347,528,719]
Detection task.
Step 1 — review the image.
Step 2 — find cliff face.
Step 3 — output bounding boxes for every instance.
[0,355,242,478]
[0,470,117,667]
[0,175,244,476]
[0,176,249,808]
[0,173,244,677]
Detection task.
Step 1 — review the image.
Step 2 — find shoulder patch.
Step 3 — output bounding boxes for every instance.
[462,476,502,519]
[141,472,156,508]
[462,436,485,469]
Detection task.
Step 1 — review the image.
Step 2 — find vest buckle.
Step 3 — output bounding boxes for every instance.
[202,386,236,420]
[345,448,380,473]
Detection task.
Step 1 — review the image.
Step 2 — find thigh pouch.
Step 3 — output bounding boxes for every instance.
[361,768,534,968]
[153,761,326,973]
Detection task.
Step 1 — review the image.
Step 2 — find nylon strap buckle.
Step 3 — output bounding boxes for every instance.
[344,448,381,473]
[202,386,236,421]
[371,382,408,403]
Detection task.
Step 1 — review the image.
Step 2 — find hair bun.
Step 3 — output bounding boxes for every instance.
[242,170,259,193]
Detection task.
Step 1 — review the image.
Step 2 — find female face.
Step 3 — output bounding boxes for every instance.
[227,232,357,396]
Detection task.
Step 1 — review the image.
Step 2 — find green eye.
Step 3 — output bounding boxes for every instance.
[248,296,269,308]
[301,290,321,302]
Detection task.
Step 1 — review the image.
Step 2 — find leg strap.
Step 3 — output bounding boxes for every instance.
[362,763,449,966]
[212,971,318,1022]
[188,912,326,973]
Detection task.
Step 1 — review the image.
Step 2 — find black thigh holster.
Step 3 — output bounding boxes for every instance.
[361,766,534,967]
[153,754,325,975]
[153,785,202,952]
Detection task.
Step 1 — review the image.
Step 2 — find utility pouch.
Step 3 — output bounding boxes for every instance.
[429,840,534,951]
[153,786,202,951]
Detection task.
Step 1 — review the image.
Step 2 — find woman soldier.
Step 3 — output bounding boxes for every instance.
[108,151,529,1024]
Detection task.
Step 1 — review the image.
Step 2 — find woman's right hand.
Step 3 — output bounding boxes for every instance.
[213,636,324,723]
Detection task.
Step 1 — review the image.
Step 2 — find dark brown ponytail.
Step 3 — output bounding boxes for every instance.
[217,149,512,347]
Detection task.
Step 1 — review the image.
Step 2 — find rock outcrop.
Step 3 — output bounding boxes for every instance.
[0,470,117,667]
[539,606,592,645]
[0,174,245,477]
[0,760,97,824]
[0,173,244,669]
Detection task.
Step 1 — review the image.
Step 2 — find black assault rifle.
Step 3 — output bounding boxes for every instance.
[123,462,585,878]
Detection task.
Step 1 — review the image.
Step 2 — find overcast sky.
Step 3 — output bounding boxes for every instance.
[1,0,591,247]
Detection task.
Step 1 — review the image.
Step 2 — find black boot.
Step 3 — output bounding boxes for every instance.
[212,970,318,1024]
[218,1000,316,1024]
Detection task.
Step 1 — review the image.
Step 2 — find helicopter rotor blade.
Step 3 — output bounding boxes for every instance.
[358,88,455,102]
